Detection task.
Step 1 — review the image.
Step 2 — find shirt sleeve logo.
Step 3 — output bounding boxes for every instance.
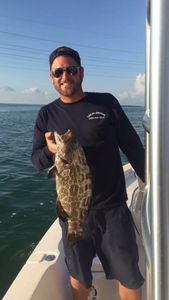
[87,112,106,120]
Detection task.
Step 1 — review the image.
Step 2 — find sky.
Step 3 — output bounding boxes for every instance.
[0,0,146,106]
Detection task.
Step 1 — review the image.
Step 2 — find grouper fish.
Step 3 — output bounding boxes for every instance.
[50,129,92,247]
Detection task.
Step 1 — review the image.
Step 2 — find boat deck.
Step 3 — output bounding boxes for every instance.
[3,164,146,300]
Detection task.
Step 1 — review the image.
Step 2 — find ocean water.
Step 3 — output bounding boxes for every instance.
[0,103,144,298]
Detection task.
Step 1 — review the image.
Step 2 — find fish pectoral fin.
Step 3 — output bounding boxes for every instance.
[57,201,68,222]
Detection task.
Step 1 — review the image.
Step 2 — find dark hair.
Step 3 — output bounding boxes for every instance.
[49,46,81,69]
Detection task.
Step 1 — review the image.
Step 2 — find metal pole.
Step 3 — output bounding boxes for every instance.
[150,0,169,298]
[142,1,152,299]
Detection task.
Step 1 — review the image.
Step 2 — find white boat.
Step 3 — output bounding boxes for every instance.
[2,163,146,300]
[4,0,169,298]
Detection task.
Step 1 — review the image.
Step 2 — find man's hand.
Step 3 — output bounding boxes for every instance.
[45,132,57,154]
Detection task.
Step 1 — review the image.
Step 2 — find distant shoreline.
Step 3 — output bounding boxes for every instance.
[0,102,144,108]
[0,102,42,107]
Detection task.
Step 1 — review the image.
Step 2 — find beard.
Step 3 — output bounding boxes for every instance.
[54,78,83,97]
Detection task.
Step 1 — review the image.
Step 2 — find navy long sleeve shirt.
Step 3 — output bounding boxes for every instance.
[32,92,145,209]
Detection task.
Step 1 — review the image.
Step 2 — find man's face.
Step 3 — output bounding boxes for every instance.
[50,56,84,98]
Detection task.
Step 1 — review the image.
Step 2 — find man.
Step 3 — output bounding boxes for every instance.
[32,46,145,300]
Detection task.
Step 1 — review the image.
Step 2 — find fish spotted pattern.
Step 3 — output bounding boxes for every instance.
[54,129,92,247]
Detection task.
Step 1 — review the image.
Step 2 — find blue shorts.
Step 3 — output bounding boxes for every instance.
[59,203,144,289]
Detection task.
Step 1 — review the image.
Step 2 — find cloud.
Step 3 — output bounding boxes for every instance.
[22,87,54,98]
[0,85,56,104]
[119,73,145,105]
[22,87,41,95]
[0,85,15,93]
[134,73,145,96]
[44,91,52,96]
[118,90,131,100]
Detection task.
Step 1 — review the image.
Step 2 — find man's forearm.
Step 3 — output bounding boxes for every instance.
[31,145,54,171]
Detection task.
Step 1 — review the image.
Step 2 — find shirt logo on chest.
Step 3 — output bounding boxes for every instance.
[87,112,106,120]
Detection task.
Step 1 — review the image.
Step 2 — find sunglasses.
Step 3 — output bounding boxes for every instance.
[52,66,81,78]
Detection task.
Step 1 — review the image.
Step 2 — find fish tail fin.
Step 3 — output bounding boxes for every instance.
[67,222,86,247]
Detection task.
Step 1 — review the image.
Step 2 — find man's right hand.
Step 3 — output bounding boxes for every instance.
[45,132,57,154]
